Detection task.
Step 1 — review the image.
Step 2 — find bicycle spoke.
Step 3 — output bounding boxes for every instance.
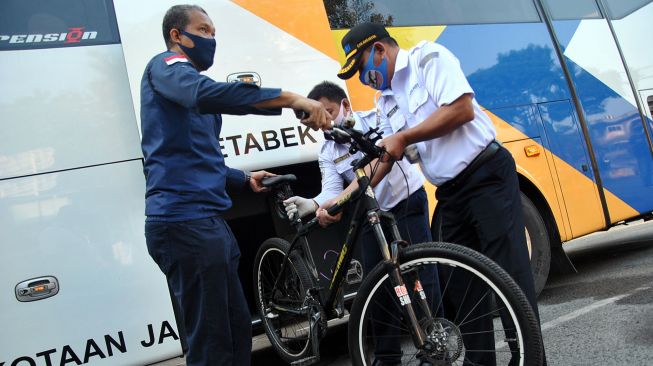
[457,288,491,326]
[458,305,507,328]
[437,263,455,310]
[460,328,516,336]
[453,275,473,324]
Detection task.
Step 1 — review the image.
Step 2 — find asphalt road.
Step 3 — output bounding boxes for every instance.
[537,220,653,365]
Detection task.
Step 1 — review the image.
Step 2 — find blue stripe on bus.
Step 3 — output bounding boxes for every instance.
[436,23,653,214]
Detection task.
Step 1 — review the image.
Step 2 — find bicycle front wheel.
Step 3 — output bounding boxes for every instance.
[348,242,543,366]
[254,238,317,363]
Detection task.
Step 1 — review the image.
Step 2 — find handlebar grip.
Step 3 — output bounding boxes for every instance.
[326,202,342,217]
[294,109,308,120]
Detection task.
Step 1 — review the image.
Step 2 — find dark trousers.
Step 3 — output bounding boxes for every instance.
[432,146,540,366]
[358,187,441,363]
[145,216,251,366]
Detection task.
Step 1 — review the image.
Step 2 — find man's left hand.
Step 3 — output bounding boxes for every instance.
[250,170,275,192]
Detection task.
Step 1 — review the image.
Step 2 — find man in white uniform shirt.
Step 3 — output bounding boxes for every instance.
[284,81,439,366]
[336,23,544,366]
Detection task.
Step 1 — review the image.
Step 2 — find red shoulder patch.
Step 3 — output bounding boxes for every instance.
[164,55,188,65]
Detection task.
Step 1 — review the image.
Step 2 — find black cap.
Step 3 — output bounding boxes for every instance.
[337,22,389,80]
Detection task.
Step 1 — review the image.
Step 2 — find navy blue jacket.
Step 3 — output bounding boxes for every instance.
[140,51,282,221]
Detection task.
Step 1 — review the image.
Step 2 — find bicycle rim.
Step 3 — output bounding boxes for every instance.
[349,243,542,366]
[256,242,312,360]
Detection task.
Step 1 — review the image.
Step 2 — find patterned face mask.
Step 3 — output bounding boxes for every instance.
[359,46,390,90]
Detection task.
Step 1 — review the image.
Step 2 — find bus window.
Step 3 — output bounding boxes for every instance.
[0,0,120,51]
[603,0,653,19]
[648,96,653,119]
[545,0,602,20]
[323,0,541,29]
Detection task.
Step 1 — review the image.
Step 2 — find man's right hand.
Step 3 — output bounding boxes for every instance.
[283,196,318,220]
[315,198,343,227]
[315,207,343,227]
[291,97,331,131]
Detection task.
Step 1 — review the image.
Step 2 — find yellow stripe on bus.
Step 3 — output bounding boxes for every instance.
[232,0,339,60]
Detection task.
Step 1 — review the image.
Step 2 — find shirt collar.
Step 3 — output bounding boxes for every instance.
[382,49,409,97]
[395,48,409,74]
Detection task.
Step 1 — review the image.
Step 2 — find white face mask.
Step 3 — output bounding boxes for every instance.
[332,98,350,126]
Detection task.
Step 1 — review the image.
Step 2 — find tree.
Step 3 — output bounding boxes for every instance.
[323,0,393,29]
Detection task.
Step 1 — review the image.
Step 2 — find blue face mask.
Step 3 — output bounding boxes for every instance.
[359,46,390,90]
[178,30,216,71]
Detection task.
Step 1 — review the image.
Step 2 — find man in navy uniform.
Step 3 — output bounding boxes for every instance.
[140,5,329,366]
[336,22,544,365]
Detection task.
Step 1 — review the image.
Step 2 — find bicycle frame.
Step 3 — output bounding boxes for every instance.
[270,162,431,349]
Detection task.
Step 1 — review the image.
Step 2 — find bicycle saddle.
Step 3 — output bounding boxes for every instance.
[262,174,297,188]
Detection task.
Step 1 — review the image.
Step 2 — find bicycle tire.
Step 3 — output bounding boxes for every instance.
[348,242,544,366]
[253,238,317,363]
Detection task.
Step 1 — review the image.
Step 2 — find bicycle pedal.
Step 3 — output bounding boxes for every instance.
[290,355,319,366]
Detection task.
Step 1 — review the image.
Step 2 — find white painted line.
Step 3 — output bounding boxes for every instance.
[540,286,650,332]
[495,286,650,350]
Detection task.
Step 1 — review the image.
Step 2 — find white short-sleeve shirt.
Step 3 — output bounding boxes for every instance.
[314,110,425,211]
[377,41,496,186]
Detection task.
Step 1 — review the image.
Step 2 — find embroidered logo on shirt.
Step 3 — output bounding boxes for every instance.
[334,153,351,164]
[164,55,189,65]
[387,105,399,118]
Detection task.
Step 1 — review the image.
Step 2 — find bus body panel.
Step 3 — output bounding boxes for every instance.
[602,0,653,216]
[0,161,181,364]
[552,17,653,221]
[0,2,179,364]
[0,45,142,180]
[605,1,653,92]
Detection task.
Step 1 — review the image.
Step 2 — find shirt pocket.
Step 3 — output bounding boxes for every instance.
[387,105,408,133]
[408,85,430,117]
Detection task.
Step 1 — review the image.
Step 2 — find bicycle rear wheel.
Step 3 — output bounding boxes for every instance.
[348,242,544,366]
[254,238,317,363]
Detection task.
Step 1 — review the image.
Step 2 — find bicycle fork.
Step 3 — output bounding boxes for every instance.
[368,210,430,350]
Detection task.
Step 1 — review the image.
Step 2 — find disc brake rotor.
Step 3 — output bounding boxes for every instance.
[421,317,464,365]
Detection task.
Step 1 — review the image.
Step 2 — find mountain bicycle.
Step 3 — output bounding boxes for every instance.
[253,122,544,365]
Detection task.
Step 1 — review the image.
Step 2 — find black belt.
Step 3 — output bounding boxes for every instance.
[441,140,501,190]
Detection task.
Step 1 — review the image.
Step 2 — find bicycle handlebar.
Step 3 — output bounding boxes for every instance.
[330,121,385,162]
